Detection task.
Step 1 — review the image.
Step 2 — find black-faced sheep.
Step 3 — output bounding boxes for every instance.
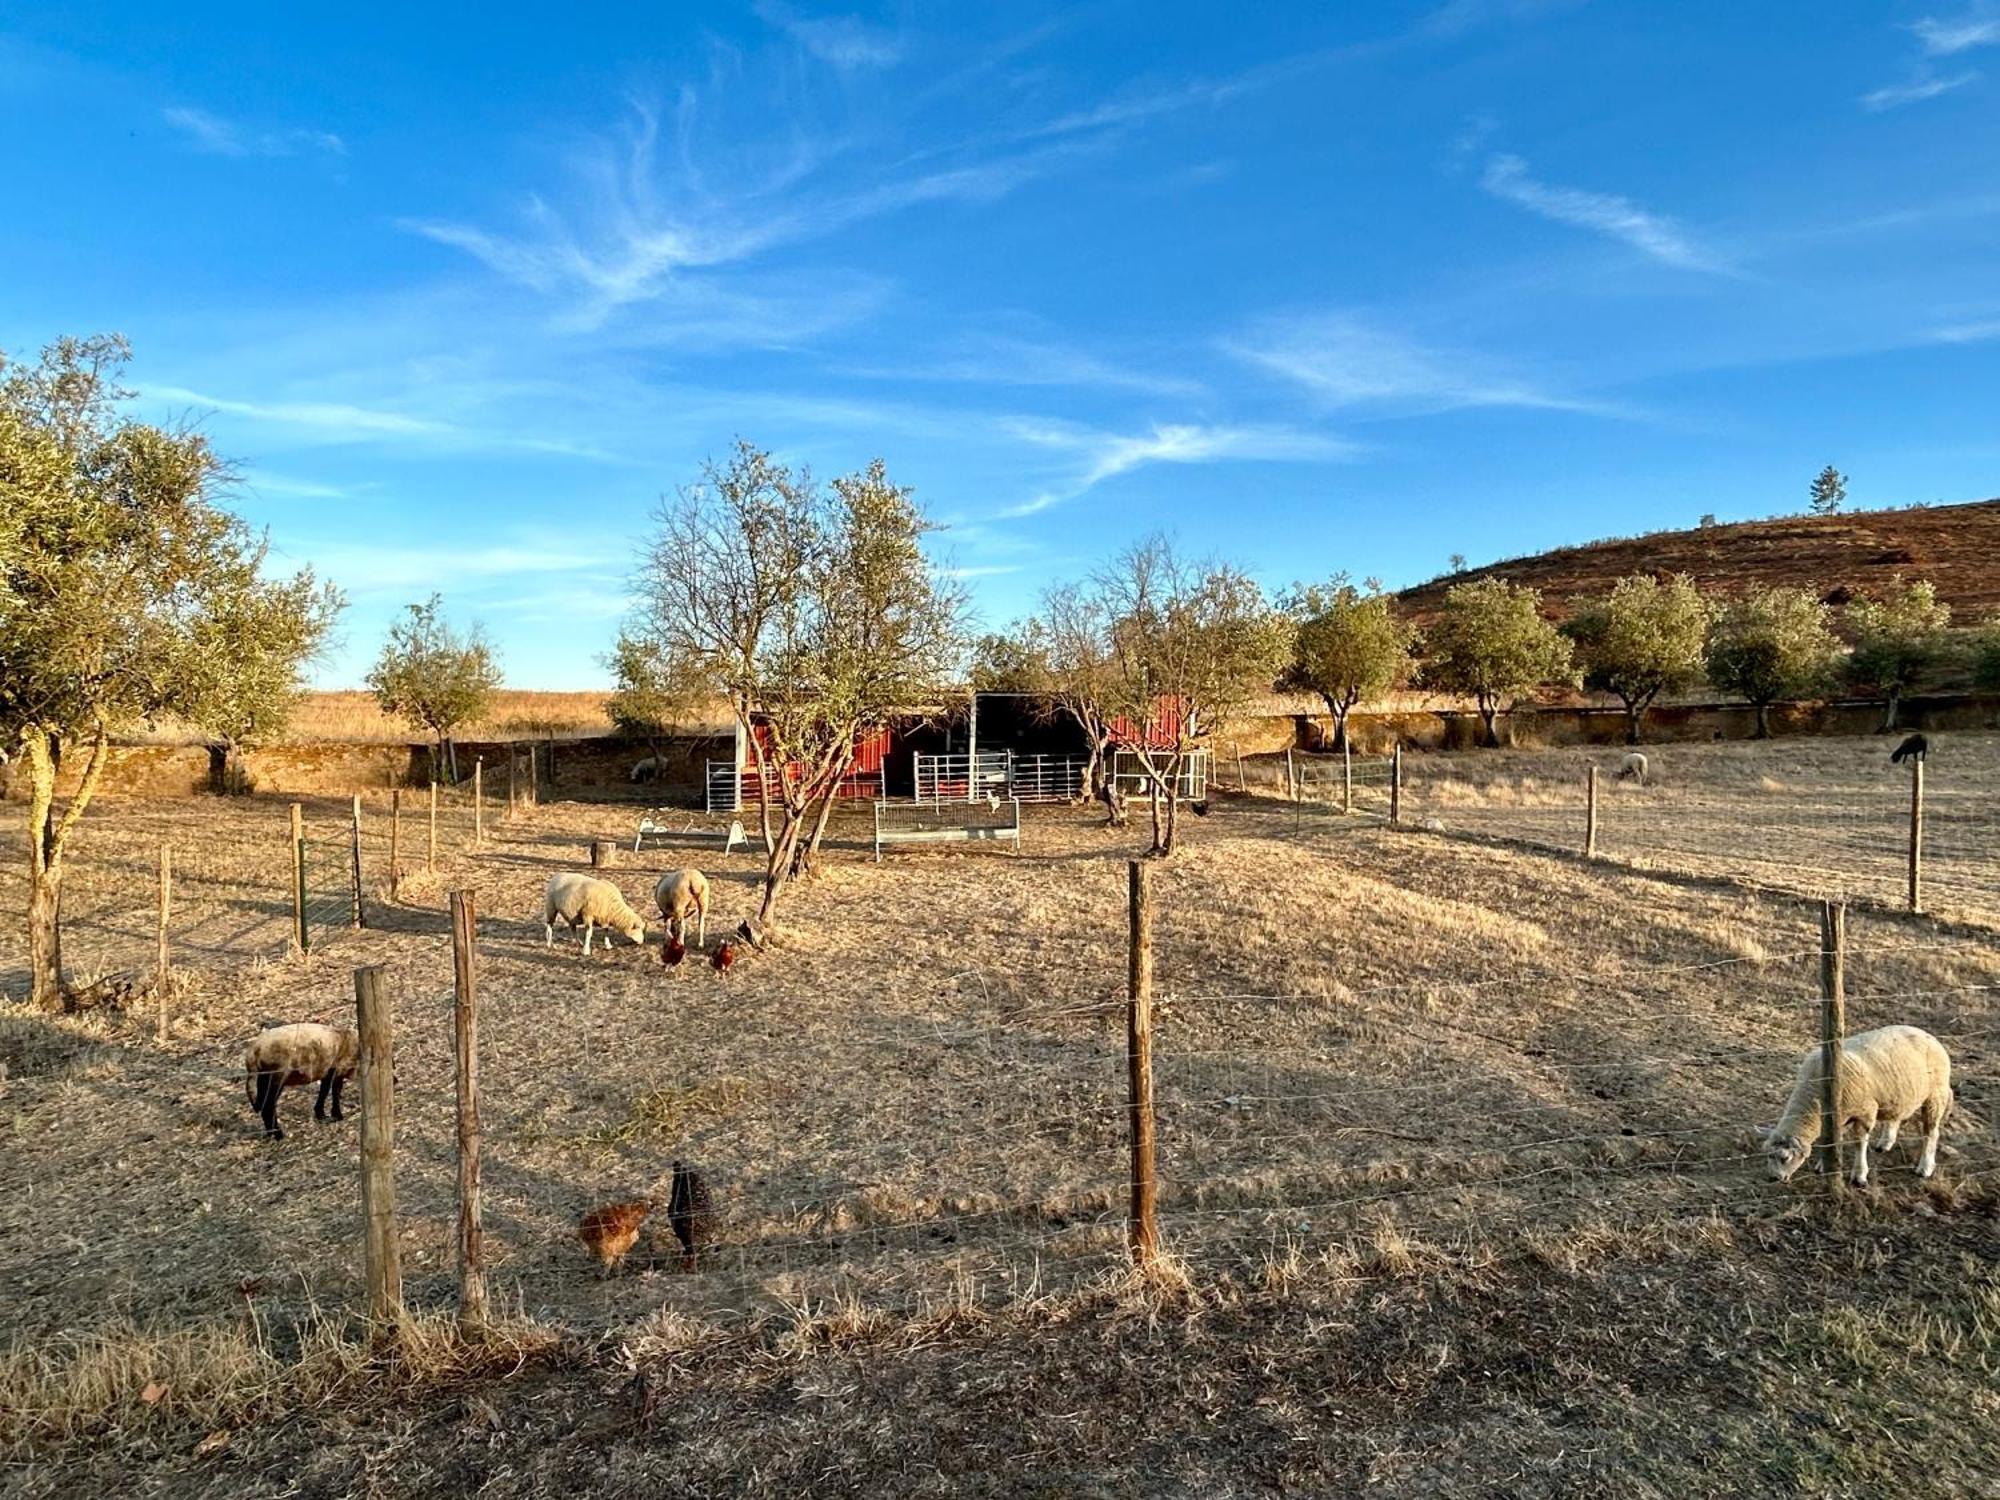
[1763,1024,1953,1186]
[542,872,647,954]
[1890,733,1927,765]
[243,1023,360,1140]
[653,868,709,946]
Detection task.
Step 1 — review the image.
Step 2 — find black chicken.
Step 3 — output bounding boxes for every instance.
[667,1160,715,1268]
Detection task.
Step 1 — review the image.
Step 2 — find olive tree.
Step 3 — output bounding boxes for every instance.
[1280,574,1415,751]
[1098,536,1294,856]
[975,585,1127,822]
[603,630,709,773]
[634,442,967,926]
[183,566,343,791]
[1,334,342,1009]
[367,595,502,781]
[1564,573,1714,745]
[1974,629,2000,696]
[1703,586,1840,738]
[1422,577,1576,747]
[1842,578,1951,732]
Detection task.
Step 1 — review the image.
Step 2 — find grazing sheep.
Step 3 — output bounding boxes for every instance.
[653,868,709,946]
[1763,1024,1953,1186]
[630,755,665,784]
[542,872,647,954]
[1615,752,1649,785]
[243,1023,360,1140]
[1890,733,1928,766]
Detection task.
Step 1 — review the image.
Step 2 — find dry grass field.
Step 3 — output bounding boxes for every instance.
[1,738,1997,1494]
[128,690,622,745]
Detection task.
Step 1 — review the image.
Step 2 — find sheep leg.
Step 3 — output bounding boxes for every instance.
[583,920,595,956]
[329,1073,345,1121]
[1918,1096,1946,1178]
[1851,1131,1871,1187]
[315,1069,338,1121]
[544,919,555,949]
[256,1073,285,1139]
[1871,1119,1900,1153]
[698,902,705,948]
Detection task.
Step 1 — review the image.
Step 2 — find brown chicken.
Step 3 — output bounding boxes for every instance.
[711,941,736,974]
[661,936,687,967]
[577,1199,652,1275]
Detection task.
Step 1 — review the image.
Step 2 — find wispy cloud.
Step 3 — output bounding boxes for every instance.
[1480,154,1724,271]
[295,538,612,596]
[162,106,344,159]
[998,420,1357,518]
[1862,68,1979,109]
[841,335,1202,398]
[1913,8,2000,55]
[1227,313,1616,417]
[1934,316,2000,342]
[240,471,354,501]
[754,0,905,68]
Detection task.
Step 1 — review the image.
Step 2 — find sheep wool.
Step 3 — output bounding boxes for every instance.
[654,868,710,946]
[1617,752,1649,785]
[542,872,647,954]
[243,1023,361,1139]
[1764,1024,1953,1186]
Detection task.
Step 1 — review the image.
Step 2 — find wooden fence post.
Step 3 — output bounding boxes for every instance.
[354,965,404,1330]
[389,789,402,892]
[506,749,517,820]
[449,891,488,1330]
[1127,860,1160,1267]
[1286,747,1297,802]
[1233,742,1245,793]
[590,839,617,869]
[1816,900,1847,1191]
[428,781,439,872]
[1585,765,1600,859]
[528,746,539,808]
[1389,745,1403,826]
[350,795,365,929]
[1908,758,1924,913]
[156,846,172,1043]
[1342,737,1353,816]
[474,758,484,849]
[289,803,307,954]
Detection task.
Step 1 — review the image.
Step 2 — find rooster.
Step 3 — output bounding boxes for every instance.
[711,941,736,974]
[661,935,687,968]
[577,1199,651,1276]
[668,1160,715,1268]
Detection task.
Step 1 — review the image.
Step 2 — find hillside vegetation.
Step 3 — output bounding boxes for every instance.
[1397,500,2000,622]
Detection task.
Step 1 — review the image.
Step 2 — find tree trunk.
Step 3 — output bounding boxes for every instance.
[1161,779,1182,856]
[1881,691,1900,733]
[1753,700,1771,739]
[27,867,63,1012]
[1623,698,1643,746]
[1478,698,1501,748]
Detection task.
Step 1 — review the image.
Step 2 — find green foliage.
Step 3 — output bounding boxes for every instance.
[1842,578,1950,701]
[1809,465,1847,516]
[970,630,1048,694]
[1281,575,1415,739]
[1974,630,2000,695]
[1565,573,1714,741]
[1704,585,1840,734]
[634,441,968,918]
[1423,577,1577,744]
[1097,536,1294,851]
[603,631,708,743]
[1,332,341,1006]
[366,595,501,748]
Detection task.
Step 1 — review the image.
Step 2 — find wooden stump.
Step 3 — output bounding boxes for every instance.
[590,840,617,869]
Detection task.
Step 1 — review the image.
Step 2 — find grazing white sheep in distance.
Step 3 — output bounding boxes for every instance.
[243,1023,360,1139]
[1615,752,1648,785]
[654,867,710,947]
[1763,1024,1953,1186]
[542,872,647,955]
[630,755,666,783]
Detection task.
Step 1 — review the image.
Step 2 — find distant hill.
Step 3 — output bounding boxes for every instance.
[1395,499,2000,622]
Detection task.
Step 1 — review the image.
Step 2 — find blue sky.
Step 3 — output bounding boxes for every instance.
[5,1,1999,688]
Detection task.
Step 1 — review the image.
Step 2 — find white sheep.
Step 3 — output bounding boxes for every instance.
[1763,1024,1953,1186]
[1615,752,1648,785]
[243,1023,361,1139]
[654,867,710,946]
[542,872,647,954]
[630,755,665,783]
